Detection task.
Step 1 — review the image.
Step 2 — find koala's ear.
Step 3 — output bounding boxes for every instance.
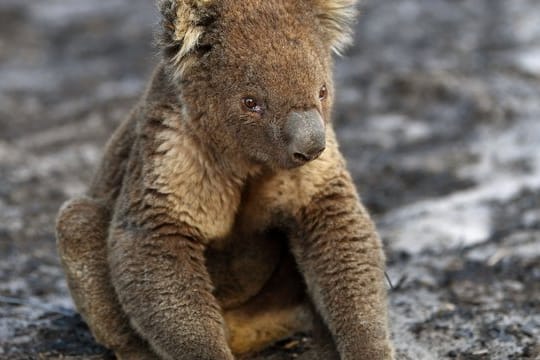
[312,0,359,55]
[158,0,216,76]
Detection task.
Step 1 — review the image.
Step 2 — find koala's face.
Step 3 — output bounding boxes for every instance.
[202,4,332,170]
[165,0,355,169]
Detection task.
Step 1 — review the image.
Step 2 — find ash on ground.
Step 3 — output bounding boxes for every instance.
[1,0,539,359]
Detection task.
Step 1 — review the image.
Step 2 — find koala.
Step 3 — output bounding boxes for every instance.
[56,0,394,359]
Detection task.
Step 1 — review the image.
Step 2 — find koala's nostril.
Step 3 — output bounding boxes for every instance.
[293,152,311,163]
[292,146,325,164]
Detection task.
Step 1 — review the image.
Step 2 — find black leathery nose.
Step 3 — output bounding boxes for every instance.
[285,109,326,163]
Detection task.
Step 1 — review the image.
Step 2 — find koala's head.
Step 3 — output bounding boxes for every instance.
[158,0,358,170]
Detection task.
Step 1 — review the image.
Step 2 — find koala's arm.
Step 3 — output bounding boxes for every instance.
[106,152,233,360]
[107,220,233,360]
[290,169,393,360]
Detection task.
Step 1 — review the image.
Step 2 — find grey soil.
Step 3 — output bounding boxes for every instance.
[1,0,539,359]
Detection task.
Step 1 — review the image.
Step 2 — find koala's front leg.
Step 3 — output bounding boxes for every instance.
[107,222,233,360]
[291,173,394,360]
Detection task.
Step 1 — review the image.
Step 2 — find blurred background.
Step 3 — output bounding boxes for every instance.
[1,0,539,359]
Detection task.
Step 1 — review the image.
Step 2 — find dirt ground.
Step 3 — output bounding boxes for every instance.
[1,0,539,359]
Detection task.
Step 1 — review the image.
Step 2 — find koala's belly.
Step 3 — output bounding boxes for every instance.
[205,228,287,310]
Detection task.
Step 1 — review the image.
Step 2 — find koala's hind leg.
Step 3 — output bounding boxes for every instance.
[223,253,312,356]
[56,197,156,360]
[224,254,340,360]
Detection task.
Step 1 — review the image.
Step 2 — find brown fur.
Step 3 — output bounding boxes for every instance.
[56,1,394,359]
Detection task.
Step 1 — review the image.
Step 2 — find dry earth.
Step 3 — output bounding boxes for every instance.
[1,0,539,359]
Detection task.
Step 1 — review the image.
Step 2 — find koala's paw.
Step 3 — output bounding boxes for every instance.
[162,341,235,360]
[358,342,395,360]
[115,348,159,360]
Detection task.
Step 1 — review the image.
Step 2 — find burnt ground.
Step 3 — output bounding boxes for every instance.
[1,0,539,359]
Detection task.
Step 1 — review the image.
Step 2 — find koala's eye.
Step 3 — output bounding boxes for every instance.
[244,97,257,109]
[319,85,328,100]
[242,97,264,114]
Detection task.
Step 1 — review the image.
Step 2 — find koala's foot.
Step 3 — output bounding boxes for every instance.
[56,197,157,359]
[298,305,395,360]
[295,309,340,360]
[352,341,395,360]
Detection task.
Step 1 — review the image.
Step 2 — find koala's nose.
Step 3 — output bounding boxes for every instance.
[285,109,326,165]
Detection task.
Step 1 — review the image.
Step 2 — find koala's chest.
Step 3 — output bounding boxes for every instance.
[205,178,297,309]
[206,225,286,309]
[211,172,301,243]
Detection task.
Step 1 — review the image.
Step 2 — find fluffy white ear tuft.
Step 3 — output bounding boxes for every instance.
[313,0,359,55]
[158,0,215,77]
